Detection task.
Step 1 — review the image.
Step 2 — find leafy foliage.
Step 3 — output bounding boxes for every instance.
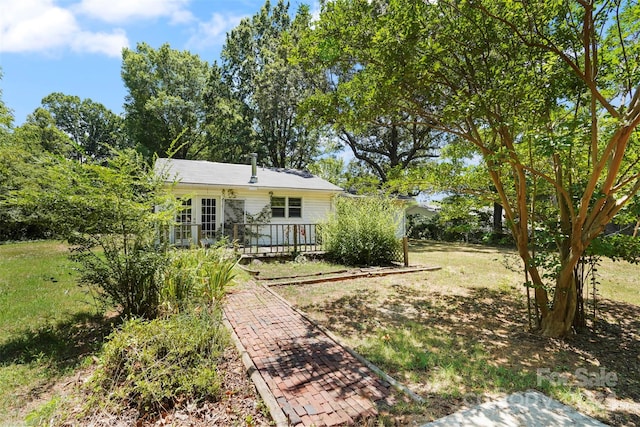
[84,243,238,417]
[219,0,325,168]
[305,0,640,337]
[160,246,238,314]
[64,152,177,318]
[321,196,402,266]
[13,108,75,157]
[0,69,12,136]
[588,234,640,264]
[122,43,211,160]
[87,310,228,414]
[4,150,177,317]
[307,155,347,187]
[40,92,128,161]
[72,242,167,319]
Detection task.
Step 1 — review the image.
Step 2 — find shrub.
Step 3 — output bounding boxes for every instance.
[407,213,443,240]
[160,246,238,314]
[72,237,167,319]
[61,150,178,318]
[321,196,403,266]
[87,310,228,414]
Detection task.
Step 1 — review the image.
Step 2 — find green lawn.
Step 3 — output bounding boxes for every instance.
[406,240,640,306]
[0,241,111,424]
[245,257,347,279]
[273,240,640,426]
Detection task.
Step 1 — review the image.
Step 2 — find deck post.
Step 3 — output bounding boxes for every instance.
[293,224,298,254]
[403,236,409,267]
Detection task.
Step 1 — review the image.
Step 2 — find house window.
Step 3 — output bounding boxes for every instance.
[176,198,192,241]
[201,198,216,238]
[176,198,192,223]
[271,196,302,218]
[288,197,302,218]
[271,197,286,218]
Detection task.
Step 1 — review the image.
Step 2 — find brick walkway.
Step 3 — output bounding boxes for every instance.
[224,281,395,426]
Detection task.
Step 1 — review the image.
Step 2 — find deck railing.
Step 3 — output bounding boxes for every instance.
[232,223,321,254]
[170,223,323,255]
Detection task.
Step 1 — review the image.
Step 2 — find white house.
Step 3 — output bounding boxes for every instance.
[155,156,343,250]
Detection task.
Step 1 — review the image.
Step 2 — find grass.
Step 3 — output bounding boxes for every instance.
[2,239,636,424]
[0,241,93,335]
[272,240,640,426]
[0,241,109,424]
[408,240,640,306]
[247,257,347,279]
[0,242,255,426]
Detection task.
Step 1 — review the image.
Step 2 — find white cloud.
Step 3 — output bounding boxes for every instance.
[0,0,77,53]
[307,0,322,23]
[76,0,193,24]
[186,12,245,50]
[0,0,129,57]
[71,29,129,57]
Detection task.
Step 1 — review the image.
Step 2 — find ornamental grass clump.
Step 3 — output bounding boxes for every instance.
[321,196,403,266]
[160,246,237,314]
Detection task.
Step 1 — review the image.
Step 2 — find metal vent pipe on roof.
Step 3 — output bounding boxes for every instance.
[249,153,258,183]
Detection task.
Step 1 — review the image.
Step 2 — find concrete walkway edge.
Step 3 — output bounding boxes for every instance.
[222,315,289,427]
[421,390,609,427]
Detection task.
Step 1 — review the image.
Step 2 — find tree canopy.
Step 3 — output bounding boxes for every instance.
[305,0,640,337]
[40,92,128,161]
[219,0,324,169]
[122,43,211,160]
[0,70,12,138]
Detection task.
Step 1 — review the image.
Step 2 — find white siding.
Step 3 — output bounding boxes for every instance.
[165,183,338,246]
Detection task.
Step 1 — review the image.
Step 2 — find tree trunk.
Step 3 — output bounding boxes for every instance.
[539,262,578,337]
[492,202,502,233]
[573,260,586,330]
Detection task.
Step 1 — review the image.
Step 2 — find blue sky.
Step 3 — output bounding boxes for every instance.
[0,0,317,125]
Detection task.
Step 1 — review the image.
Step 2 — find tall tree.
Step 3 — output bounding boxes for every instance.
[297,48,444,183]
[218,0,323,169]
[296,4,446,185]
[13,108,75,156]
[40,92,127,161]
[337,116,443,183]
[0,69,13,141]
[203,63,256,163]
[305,0,640,337]
[122,43,210,160]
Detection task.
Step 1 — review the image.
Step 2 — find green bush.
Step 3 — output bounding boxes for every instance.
[72,237,167,319]
[87,310,228,414]
[160,246,238,313]
[321,196,403,266]
[62,151,178,318]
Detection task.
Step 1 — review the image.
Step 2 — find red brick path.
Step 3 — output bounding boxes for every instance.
[224,281,394,426]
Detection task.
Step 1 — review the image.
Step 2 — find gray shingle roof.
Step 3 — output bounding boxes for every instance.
[155,158,343,192]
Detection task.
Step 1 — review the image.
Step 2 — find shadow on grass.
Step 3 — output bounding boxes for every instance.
[297,283,640,426]
[572,298,640,402]
[0,311,118,373]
